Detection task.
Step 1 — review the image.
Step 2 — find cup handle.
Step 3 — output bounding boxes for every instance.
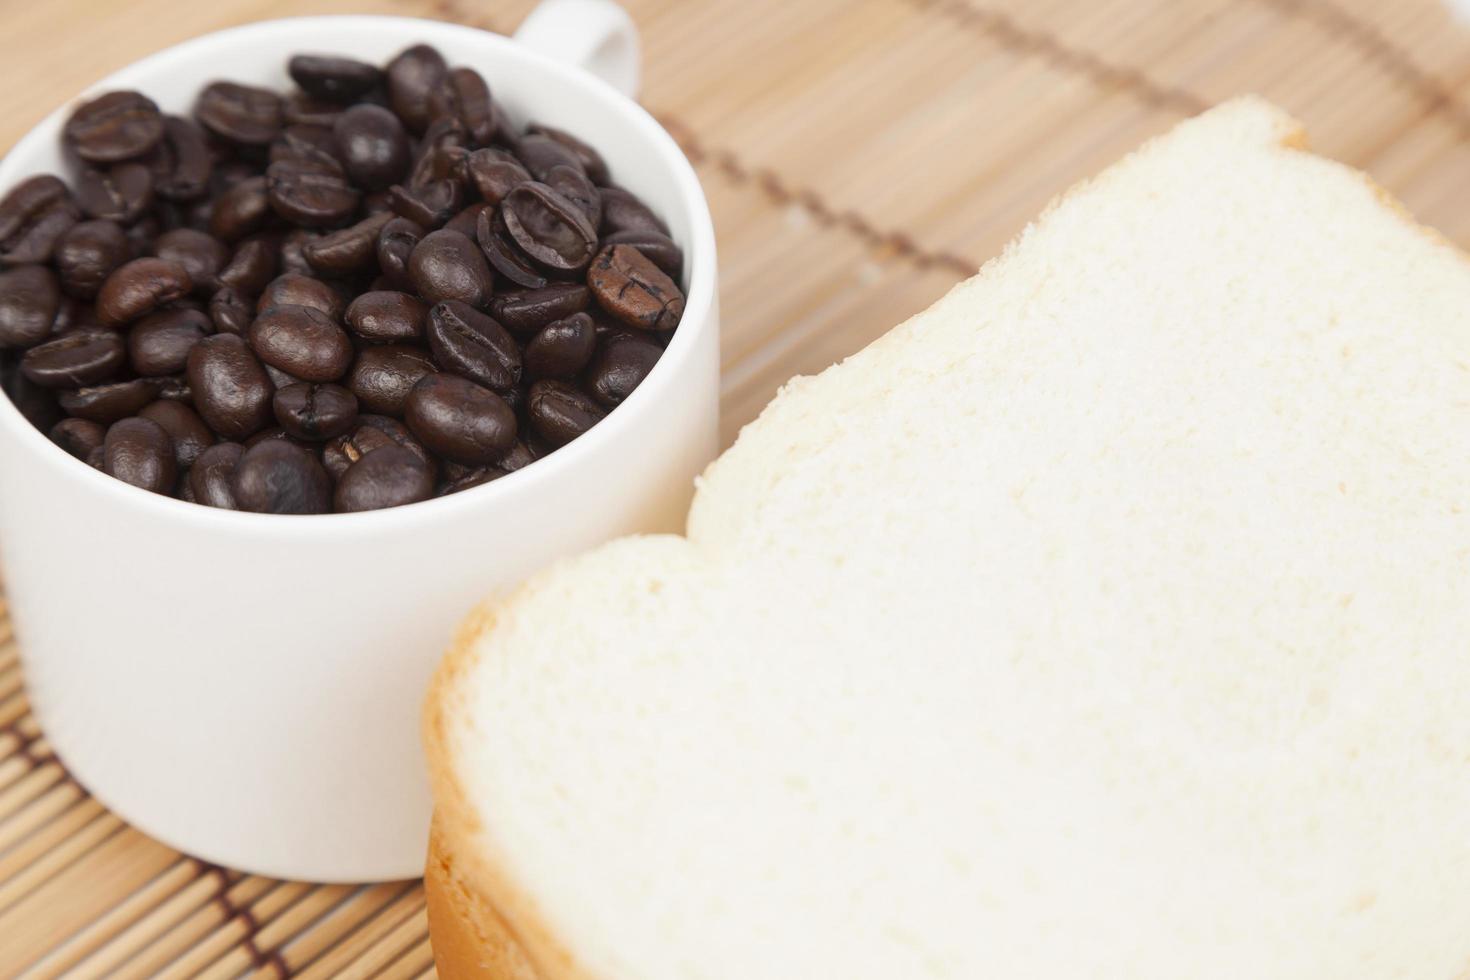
[513,0,642,99]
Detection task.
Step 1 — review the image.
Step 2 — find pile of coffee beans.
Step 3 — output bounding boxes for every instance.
[0,44,685,514]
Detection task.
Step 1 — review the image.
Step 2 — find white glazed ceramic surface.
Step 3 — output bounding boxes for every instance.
[0,4,718,882]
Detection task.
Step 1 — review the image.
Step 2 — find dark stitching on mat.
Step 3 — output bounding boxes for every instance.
[904,0,1211,114]
[195,860,288,978]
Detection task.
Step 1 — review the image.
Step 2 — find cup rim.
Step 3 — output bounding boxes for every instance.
[0,14,717,539]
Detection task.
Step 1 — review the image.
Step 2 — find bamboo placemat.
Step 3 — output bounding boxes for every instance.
[4,0,1470,974]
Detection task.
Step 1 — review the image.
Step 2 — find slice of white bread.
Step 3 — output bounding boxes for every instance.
[424,97,1470,980]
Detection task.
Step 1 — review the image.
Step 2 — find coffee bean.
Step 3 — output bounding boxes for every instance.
[436,463,506,496]
[332,104,410,191]
[289,54,381,103]
[282,92,344,128]
[2,353,62,430]
[130,307,210,375]
[96,257,192,326]
[102,416,176,493]
[603,228,683,277]
[50,417,106,460]
[409,229,494,307]
[302,211,392,276]
[599,185,669,236]
[231,440,331,514]
[209,286,254,336]
[502,182,598,272]
[75,163,154,223]
[544,164,601,230]
[514,133,584,181]
[139,399,213,468]
[249,305,353,381]
[389,180,462,229]
[487,283,590,334]
[273,381,358,440]
[588,245,684,331]
[266,160,360,227]
[59,378,161,424]
[0,265,60,348]
[149,116,214,201]
[346,344,436,415]
[188,442,244,508]
[444,202,489,239]
[277,229,321,276]
[257,273,346,321]
[586,331,662,407]
[187,333,273,438]
[385,44,448,134]
[335,444,434,512]
[344,290,427,343]
[524,312,597,380]
[322,414,431,479]
[527,379,606,447]
[218,236,278,293]
[476,208,547,289]
[209,175,270,242]
[410,119,468,189]
[405,373,515,464]
[152,228,229,295]
[65,91,165,163]
[0,175,78,264]
[426,300,520,391]
[528,124,609,185]
[464,147,530,205]
[20,328,125,388]
[54,220,130,299]
[196,82,283,146]
[270,124,344,174]
[376,216,425,289]
[429,67,495,146]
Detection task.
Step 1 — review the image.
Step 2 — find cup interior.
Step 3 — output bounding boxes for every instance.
[0,15,716,531]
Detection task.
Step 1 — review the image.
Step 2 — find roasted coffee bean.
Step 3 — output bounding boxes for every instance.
[273,381,357,440]
[139,399,213,468]
[196,82,283,146]
[332,104,410,190]
[385,44,448,134]
[464,147,530,205]
[487,283,589,334]
[153,375,193,403]
[429,67,495,146]
[527,379,606,447]
[289,54,381,103]
[375,216,425,289]
[187,333,273,438]
[528,124,609,185]
[266,160,360,227]
[50,417,106,460]
[436,463,505,496]
[282,92,344,128]
[389,180,461,229]
[301,211,392,276]
[20,328,125,387]
[270,124,344,175]
[444,202,489,239]
[74,163,153,224]
[405,372,515,464]
[514,133,584,181]
[52,295,101,333]
[209,175,270,242]
[152,228,229,294]
[588,245,684,331]
[335,444,434,512]
[0,175,77,264]
[149,116,213,201]
[209,286,254,335]
[189,442,244,508]
[544,164,601,230]
[362,190,393,216]
[2,353,62,430]
[599,185,669,236]
[65,91,165,163]
[248,305,353,381]
[524,312,596,380]
[257,273,346,320]
[586,330,662,406]
[426,300,519,391]
[498,439,535,472]
[130,307,210,375]
[0,265,60,347]
[476,209,547,289]
[409,230,494,307]
[102,417,176,493]
[346,344,436,415]
[96,257,192,326]
[59,378,160,424]
[409,119,468,188]
[322,414,431,479]
[501,182,598,273]
[603,228,683,277]
[231,440,331,514]
[277,229,321,276]
[54,220,130,299]
[218,236,278,293]
[344,290,427,343]
[261,362,299,390]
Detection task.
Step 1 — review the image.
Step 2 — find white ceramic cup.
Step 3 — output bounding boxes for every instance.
[0,3,718,882]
